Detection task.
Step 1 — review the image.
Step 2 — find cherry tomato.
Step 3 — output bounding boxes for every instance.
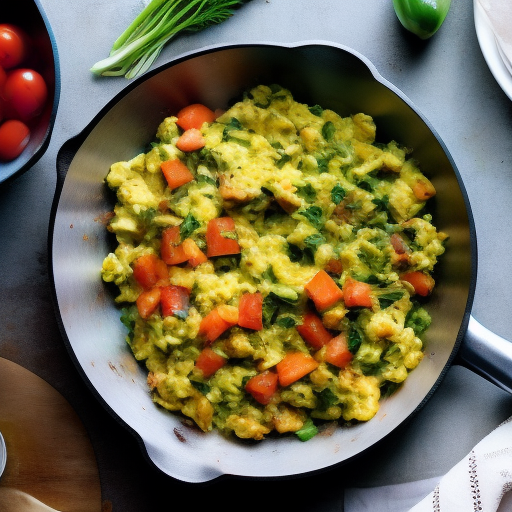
[0,119,30,161]
[0,24,30,70]
[3,68,48,121]
[0,65,6,92]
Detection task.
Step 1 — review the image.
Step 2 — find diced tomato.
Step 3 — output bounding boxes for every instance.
[182,238,207,267]
[324,332,353,368]
[195,347,227,378]
[160,226,188,265]
[176,103,216,131]
[199,306,237,344]
[296,311,333,350]
[304,270,344,311]
[276,352,319,387]
[401,271,435,297]
[136,287,161,319]
[342,277,373,308]
[161,159,194,190]
[176,128,205,152]
[238,292,263,331]
[132,254,168,289]
[206,217,240,258]
[160,285,190,317]
[245,371,279,404]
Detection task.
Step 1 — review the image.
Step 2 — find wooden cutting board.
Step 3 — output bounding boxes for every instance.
[0,357,101,512]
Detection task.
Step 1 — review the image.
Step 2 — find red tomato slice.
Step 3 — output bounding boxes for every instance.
[176,104,216,131]
[0,119,30,161]
[3,68,48,121]
[245,371,279,404]
[205,217,240,258]
[195,347,227,378]
[0,24,31,70]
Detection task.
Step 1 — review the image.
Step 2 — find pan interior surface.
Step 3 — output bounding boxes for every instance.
[51,43,474,482]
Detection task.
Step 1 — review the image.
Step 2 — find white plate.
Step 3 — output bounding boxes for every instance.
[474,0,512,101]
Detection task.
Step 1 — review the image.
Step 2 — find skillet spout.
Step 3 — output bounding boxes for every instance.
[461,316,512,394]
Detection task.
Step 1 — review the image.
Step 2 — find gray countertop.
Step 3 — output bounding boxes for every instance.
[1,0,512,510]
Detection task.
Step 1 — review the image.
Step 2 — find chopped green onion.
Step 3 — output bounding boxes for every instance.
[296,418,318,442]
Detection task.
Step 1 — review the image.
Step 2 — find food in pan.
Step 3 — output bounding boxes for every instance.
[101,84,447,441]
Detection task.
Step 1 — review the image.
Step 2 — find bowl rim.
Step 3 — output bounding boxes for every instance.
[0,0,61,185]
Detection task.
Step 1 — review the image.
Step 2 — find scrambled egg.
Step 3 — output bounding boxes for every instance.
[101,85,447,441]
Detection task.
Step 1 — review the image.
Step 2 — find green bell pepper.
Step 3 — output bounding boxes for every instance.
[393,0,451,40]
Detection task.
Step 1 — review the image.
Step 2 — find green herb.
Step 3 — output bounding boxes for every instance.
[262,294,280,327]
[331,184,346,205]
[180,213,200,240]
[91,0,250,78]
[296,183,317,202]
[275,153,292,168]
[191,380,211,394]
[304,233,326,253]
[358,246,387,274]
[221,117,251,146]
[197,174,217,186]
[295,418,318,442]
[262,290,298,327]
[120,307,136,341]
[276,316,297,328]
[222,117,243,138]
[316,388,338,411]
[372,195,390,212]
[270,141,283,150]
[377,290,404,309]
[299,206,323,229]
[316,156,330,173]
[139,207,156,225]
[322,121,336,141]
[348,326,362,354]
[405,304,432,335]
[380,381,402,399]
[261,265,278,283]
[227,136,251,147]
[213,255,240,272]
[308,104,323,116]
[288,243,312,265]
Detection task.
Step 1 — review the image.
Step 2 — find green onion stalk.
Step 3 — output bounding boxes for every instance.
[91,0,249,79]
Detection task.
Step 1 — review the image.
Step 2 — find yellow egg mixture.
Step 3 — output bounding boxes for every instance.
[101,85,447,441]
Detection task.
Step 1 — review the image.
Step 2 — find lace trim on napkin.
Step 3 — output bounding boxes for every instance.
[469,451,483,511]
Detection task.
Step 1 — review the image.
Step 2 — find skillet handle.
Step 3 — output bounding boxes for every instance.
[459,315,512,394]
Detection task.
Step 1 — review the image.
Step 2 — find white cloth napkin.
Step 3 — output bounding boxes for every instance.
[478,0,512,73]
[345,416,512,512]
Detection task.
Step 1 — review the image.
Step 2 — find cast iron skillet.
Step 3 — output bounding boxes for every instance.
[48,42,512,483]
